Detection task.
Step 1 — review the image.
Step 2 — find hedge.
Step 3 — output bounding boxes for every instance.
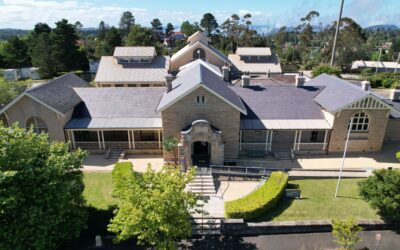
[112,162,134,195]
[225,171,288,220]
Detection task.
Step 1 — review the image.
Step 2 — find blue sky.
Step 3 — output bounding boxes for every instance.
[0,0,399,29]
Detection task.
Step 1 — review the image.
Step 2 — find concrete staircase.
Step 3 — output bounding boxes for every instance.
[274,150,295,161]
[108,149,125,159]
[187,173,223,235]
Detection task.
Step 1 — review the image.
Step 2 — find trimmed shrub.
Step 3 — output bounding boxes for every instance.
[112,162,134,195]
[312,64,341,78]
[397,151,400,161]
[225,171,288,220]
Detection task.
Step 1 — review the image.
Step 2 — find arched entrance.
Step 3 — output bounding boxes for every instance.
[179,120,224,169]
[192,141,210,166]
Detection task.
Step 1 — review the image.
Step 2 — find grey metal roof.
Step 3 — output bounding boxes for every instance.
[240,119,331,130]
[113,46,156,57]
[66,88,165,129]
[305,73,368,112]
[236,47,272,56]
[231,85,324,120]
[26,73,91,114]
[94,56,169,83]
[157,62,246,113]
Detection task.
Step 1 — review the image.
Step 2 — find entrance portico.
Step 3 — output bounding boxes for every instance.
[179,120,224,169]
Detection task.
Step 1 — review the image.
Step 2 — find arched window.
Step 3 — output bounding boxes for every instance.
[348,112,369,132]
[26,116,48,134]
[193,48,206,61]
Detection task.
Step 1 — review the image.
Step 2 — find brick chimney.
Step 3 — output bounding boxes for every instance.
[241,72,251,87]
[165,74,174,92]
[361,80,371,91]
[295,72,306,87]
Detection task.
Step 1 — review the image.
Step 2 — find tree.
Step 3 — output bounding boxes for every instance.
[165,22,174,37]
[102,27,122,55]
[312,64,341,77]
[98,20,108,40]
[0,124,87,249]
[51,19,88,71]
[200,13,218,37]
[119,11,135,38]
[162,137,178,164]
[180,21,201,37]
[151,18,163,42]
[1,36,30,68]
[0,77,28,107]
[74,21,84,38]
[31,32,57,78]
[108,163,197,249]
[358,169,400,220]
[126,24,155,46]
[331,218,363,250]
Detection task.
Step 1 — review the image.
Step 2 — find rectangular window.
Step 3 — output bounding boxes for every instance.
[197,95,206,104]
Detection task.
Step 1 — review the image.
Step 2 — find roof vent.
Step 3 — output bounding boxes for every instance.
[295,72,306,87]
[222,61,230,82]
[389,87,400,101]
[241,72,251,87]
[165,74,174,92]
[361,80,371,91]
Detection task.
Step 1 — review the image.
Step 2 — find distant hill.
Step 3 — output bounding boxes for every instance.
[0,28,31,40]
[364,24,399,31]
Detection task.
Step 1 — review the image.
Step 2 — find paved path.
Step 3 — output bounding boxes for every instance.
[180,230,400,249]
[288,169,371,178]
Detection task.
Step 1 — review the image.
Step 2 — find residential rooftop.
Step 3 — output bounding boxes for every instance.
[236,47,272,56]
[113,46,156,57]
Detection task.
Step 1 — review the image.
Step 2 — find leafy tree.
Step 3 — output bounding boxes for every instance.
[1,36,30,68]
[0,77,28,106]
[102,27,122,55]
[31,23,51,38]
[119,11,135,39]
[180,21,201,37]
[98,20,109,40]
[126,24,155,46]
[331,218,363,250]
[200,13,218,37]
[151,18,163,42]
[74,21,84,38]
[163,137,178,164]
[165,22,175,37]
[31,32,57,78]
[358,169,400,220]
[108,164,197,249]
[51,19,88,71]
[312,64,341,77]
[0,124,88,249]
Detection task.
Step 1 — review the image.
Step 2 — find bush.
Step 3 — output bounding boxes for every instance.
[367,72,400,88]
[358,169,400,220]
[396,151,400,161]
[312,64,342,77]
[112,162,134,195]
[331,217,363,249]
[225,171,288,220]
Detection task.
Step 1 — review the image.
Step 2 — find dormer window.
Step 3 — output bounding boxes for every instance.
[196,95,206,104]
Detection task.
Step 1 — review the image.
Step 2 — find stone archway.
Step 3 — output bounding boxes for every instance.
[179,120,224,169]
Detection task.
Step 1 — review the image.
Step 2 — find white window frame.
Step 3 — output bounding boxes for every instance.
[26,116,48,134]
[348,112,369,132]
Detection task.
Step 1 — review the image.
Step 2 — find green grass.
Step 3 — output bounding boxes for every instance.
[83,172,115,210]
[258,178,380,221]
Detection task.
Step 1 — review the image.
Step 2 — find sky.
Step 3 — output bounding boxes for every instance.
[0,0,399,30]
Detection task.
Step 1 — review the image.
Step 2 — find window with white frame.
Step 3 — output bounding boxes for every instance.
[348,112,369,132]
[26,116,48,134]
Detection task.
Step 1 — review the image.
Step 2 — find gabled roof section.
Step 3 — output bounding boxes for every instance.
[170,41,230,64]
[113,46,156,57]
[178,59,222,77]
[0,73,90,116]
[187,31,211,45]
[236,47,272,56]
[156,63,246,114]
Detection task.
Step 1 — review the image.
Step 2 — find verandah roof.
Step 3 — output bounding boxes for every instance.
[240,119,332,130]
[65,118,162,129]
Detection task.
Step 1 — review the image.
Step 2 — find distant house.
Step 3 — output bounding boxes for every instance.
[94,46,170,87]
[351,60,399,73]
[21,67,41,80]
[228,47,282,76]
[2,69,21,81]
[164,32,187,47]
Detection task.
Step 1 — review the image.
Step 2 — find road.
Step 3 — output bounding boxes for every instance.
[180,230,400,250]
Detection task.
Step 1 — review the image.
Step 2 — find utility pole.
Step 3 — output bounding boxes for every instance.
[330,0,345,66]
[375,48,382,77]
[335,119,352,198]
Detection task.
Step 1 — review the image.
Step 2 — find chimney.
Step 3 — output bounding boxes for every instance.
[222,62,230,82]
[295,72,306,87]
[361,80,371,91]
[165,74,174,92]
[241,72,251,87]
[389,87,400,101]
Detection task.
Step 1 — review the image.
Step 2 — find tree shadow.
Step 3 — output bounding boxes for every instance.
[179,235,257,249]
[336,195,361,200]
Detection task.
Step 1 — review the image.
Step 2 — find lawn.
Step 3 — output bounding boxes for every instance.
[259,178,380,221]
[83,172,115,210]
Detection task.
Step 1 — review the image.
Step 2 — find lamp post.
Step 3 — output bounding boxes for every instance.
[335,119,352,198]
[330,0,345,66]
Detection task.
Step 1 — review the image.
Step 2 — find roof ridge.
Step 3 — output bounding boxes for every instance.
[27,73,76,93]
